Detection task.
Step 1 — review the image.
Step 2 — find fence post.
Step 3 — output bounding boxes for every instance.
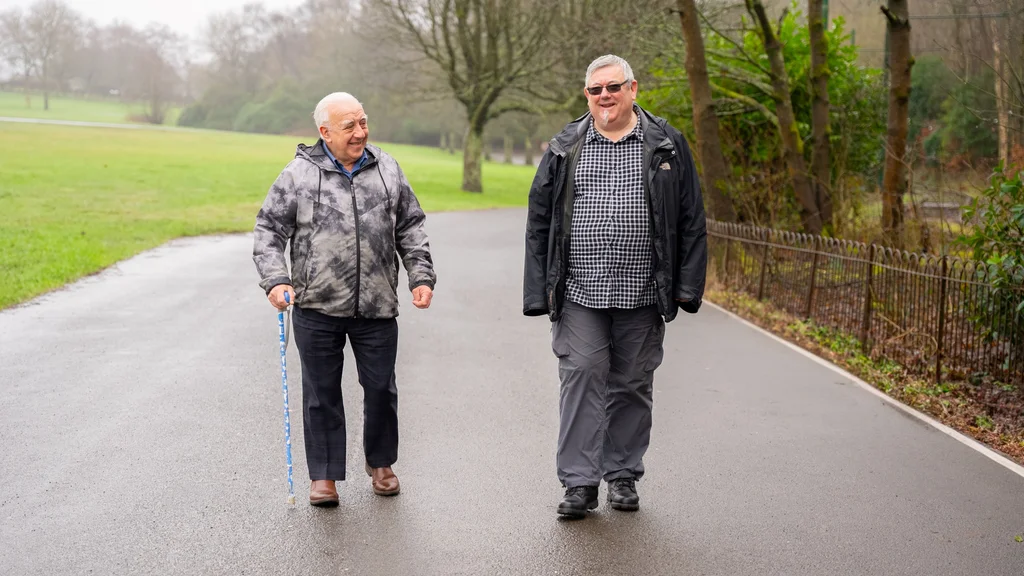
[757,231,770,301]
[805,237,820,319]
[860,244,875,352]
[936,256,948,385]
[723,237,731,285]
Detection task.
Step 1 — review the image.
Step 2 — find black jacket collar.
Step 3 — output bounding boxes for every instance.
[548,105,673,156]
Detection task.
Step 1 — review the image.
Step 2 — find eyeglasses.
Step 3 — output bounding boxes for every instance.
[586,80,631,96]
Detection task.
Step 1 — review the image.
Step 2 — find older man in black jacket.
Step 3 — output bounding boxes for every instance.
[523,55,708,519]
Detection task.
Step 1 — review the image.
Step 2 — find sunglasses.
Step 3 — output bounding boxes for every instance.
[586,80,631,96]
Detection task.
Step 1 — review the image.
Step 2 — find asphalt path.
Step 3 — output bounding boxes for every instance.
[1,208,1022,575]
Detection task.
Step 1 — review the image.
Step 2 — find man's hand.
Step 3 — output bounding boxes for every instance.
[269,284,294,310]
[411,285,433,309]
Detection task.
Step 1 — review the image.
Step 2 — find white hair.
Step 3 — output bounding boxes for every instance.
[313,92,363,129]
[584,54,634,86]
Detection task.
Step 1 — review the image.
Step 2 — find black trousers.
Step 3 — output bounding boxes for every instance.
[291,306,399,480]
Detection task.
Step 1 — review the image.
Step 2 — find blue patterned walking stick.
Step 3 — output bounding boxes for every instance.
[278,291,295,505]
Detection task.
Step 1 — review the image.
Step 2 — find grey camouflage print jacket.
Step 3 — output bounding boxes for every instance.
[253,140,436,319]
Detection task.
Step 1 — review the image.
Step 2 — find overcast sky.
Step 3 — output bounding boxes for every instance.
[0,0,304,38]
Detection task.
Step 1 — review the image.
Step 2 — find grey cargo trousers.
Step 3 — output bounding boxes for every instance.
[551,300,666,488]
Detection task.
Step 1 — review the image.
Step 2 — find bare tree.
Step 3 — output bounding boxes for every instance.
[263,11,307,84]
[51,14,82,93]
[747,0,823,234]
[0,9,35,107]
[808,0,833,230]
[66,21,103,94]
[25,0,79,110]
[536,0,672,118]
[135,25,184,124]
[304,0,358,89]
[1013,2,1024,157]
[203,4,270,94]
[922,0,1023,168]
[988,13,1010,167]
[100,24,149,98]
[379,0,553,193]
[946,0,1024,167]
[676,0,736,222]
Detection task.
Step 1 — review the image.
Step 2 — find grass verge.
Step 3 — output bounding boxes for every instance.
[0,123,534,310]
[0,91,181,125]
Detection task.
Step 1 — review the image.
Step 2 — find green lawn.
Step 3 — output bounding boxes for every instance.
[0,123,534,309]
[0,91,181,125]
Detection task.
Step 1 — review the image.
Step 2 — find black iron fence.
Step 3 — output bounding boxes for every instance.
[708,220,1024,385]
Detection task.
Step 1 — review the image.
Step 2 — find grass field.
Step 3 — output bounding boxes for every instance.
[0,91,181,125]
[0,122,534,310]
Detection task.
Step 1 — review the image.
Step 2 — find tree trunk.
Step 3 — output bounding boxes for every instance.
[881,1,912,248]
[809,0,833,231]
[147,73,166,125]
[677,0,737,222]
[23,72,31,108]
[1015,9,1024,160]
[462,123,484,193]
[951,0,968,78]
[990,16,1010,168]
[748,0,822,234]
[42,65,49,111]
[524,137,534,166]
[504,135,514,164]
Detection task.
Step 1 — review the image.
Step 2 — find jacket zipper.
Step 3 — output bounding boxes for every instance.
[306,170,323,294]
[348,174,363,318]
[644,141,674,299]
[643,147,658,258]
[554,140,585,312]
[345,159,379,318]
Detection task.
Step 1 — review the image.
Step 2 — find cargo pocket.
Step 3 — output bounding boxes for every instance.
[551,317,570,359]
[642,315,666,374]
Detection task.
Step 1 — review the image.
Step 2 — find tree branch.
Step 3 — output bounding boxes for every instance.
[880,5,909,27]
[710,63,775,98]
[697,7,770,75]
[709,80,779,127]
[946,89,1024,135]
[948,60,1023,110]
[487,100,544,120]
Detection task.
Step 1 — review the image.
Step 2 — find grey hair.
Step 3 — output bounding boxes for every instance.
[584,54,634,86]
[313,92,363,129]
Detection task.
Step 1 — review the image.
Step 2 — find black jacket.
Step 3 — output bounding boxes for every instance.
[523,106,707,322]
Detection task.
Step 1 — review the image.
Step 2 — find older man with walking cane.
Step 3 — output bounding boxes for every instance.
[254,92,436,507]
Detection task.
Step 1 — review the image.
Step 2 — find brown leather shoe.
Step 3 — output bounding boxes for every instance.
[365,463,400,496]
[309,480,339,507]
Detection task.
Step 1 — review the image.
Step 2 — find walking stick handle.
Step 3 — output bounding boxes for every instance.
[281,291,291,347]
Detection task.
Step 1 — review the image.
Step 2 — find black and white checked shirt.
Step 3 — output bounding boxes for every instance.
[566,108,657,309]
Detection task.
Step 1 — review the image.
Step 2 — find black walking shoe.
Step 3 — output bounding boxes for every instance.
[557,486,599,519]
[607,478,639,511]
